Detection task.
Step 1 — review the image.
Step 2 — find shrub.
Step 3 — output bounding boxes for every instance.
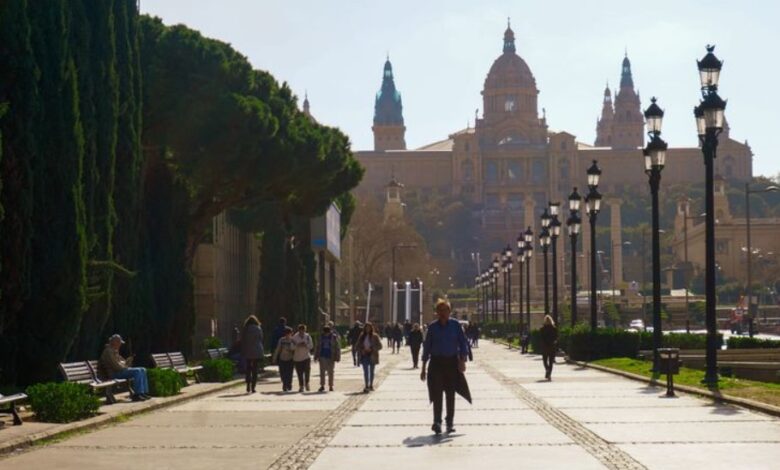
[567,326,641,361]
[481,322,521,339]
[639,331,722,350]
[201,358,235,382]
[147,368,184,397]
[203,336,222,351]
[26,382,100,423]
[727,336,780,349]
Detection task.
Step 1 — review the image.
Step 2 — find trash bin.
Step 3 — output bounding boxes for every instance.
[657,348,680,397]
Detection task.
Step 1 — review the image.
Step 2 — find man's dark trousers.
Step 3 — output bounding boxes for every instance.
[430,356,458,426]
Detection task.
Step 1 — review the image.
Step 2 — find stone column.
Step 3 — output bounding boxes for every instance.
[608,198,623,289]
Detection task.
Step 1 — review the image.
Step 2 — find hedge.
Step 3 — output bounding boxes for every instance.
[639,332,722,350]
[26,382,100,423]
[147,368,185,397]
[201,358,235,382]
[727,336,780,349]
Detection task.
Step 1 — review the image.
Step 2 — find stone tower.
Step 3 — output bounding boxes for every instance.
[594,83,614,146]
[372,58,406,151]
[611,54,644,149]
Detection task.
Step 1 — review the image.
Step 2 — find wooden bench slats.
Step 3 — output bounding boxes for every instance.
[0,393,26,426]
[59,360,134,404]
[152,351,201,384]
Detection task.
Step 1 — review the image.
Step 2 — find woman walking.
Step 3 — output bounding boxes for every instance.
[408,323,423,368]
[357,322,383,392]
[241,315,264,393]
[291,324,313,392]
[539,315,559,381]
[314,325,341,392]
[272,326,295,392]
[392,323,403,354]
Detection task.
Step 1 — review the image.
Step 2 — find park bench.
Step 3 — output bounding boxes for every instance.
[151,352,202,384]
[59,361,131,404]
[206,347,229,360]
[0,392,27,425]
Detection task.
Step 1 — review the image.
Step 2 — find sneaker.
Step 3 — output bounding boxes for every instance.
[299,387,304,393]
[140,394,153,400]
[431,423,442,435]
[369,385,374,391]
[131,394,145,402]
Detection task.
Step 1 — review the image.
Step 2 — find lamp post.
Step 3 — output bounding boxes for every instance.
[504,245,513,323]
[585,160,602,330]
[643,96,668,371]
[540,222,551,316]
[524,227,534,329]
[745,184,779,327]
[517,236,526,332]
[549,203,562,324]
[567,188,582,327]
[492,257,500,322]
[695,45,727,385]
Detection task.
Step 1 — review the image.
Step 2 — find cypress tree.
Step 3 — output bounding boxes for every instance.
[19,0,89,384]
[0,0,38,385]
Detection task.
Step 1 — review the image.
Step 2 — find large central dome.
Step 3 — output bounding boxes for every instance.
[483,24,537,92]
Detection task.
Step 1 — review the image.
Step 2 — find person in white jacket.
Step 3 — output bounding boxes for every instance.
[291,324,314,392]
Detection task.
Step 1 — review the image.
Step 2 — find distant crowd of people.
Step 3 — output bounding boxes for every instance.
[97,303,560,435]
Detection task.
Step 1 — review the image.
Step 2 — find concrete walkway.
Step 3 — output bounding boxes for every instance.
[1,342,779,469]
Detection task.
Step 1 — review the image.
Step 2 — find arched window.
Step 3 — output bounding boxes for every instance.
[507,161,522,181]
[486,161,498,182]
[532,160,546,184]
[461,160,474,181]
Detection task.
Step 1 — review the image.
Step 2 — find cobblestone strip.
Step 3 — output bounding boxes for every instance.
[478,360,647,470]
[267,355,402,470]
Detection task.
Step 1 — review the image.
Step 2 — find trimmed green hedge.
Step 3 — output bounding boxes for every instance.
[639,332,721,350]
[727,336,780,349]
[481,322,522,338]
[26,382,100,423]
[148,368,185,397]
[201,358,235,382]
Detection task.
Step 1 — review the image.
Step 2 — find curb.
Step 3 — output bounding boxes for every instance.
[0,373,269,456]
[568,359,780,419]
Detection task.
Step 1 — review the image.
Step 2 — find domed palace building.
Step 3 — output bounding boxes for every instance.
[353,22,753,298]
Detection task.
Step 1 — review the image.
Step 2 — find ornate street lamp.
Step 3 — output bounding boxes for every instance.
[695,45,726,385]
[492,258,500,323]
[644,96,668,371]
[567,187,582,327]
[585,160,602,330]
[504,245,513,323]
[539,225,551,316]
[549,203,562,324]
[517,237,526,335]
[524,227,534,329]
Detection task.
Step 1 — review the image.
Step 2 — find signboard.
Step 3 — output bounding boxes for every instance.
[311,203,341,261]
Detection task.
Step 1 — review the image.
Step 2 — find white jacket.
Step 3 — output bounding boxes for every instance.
[291,333,313,362]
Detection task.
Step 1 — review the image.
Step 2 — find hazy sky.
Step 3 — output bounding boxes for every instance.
[140,0,779,177]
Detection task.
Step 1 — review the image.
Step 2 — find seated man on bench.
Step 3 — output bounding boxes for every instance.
[99,334,150,402]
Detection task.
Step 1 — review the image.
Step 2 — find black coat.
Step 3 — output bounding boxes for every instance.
[539,324,558,355]
[408,330,423,348]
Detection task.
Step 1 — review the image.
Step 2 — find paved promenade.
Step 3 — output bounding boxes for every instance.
[1,341,779,469]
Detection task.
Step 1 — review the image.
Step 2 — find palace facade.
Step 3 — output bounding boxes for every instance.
[354,22,754,300]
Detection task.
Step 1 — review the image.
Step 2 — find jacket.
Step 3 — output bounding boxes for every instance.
[291,332,313,362]
[99,345,128,379]
[241,324,264,360]
[539,324,559,355]
[314,334,342,362]
[357,333,383,365]
[408,330,424,348]
[273,336,294,363]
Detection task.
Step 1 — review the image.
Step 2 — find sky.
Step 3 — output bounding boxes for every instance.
[140,0,780,178]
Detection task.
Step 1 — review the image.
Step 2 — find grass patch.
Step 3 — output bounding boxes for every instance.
[592,357,780,408]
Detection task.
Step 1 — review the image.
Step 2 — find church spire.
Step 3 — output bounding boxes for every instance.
[372,56,406,150]
[503,17,516,54]
[595,82,614,146]
[620,53,634,89]
[303,91,310,117]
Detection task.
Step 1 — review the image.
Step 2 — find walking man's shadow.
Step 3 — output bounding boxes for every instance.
[403,432,459,447]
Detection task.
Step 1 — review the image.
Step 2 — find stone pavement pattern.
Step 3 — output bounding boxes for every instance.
[1,341,779,469]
